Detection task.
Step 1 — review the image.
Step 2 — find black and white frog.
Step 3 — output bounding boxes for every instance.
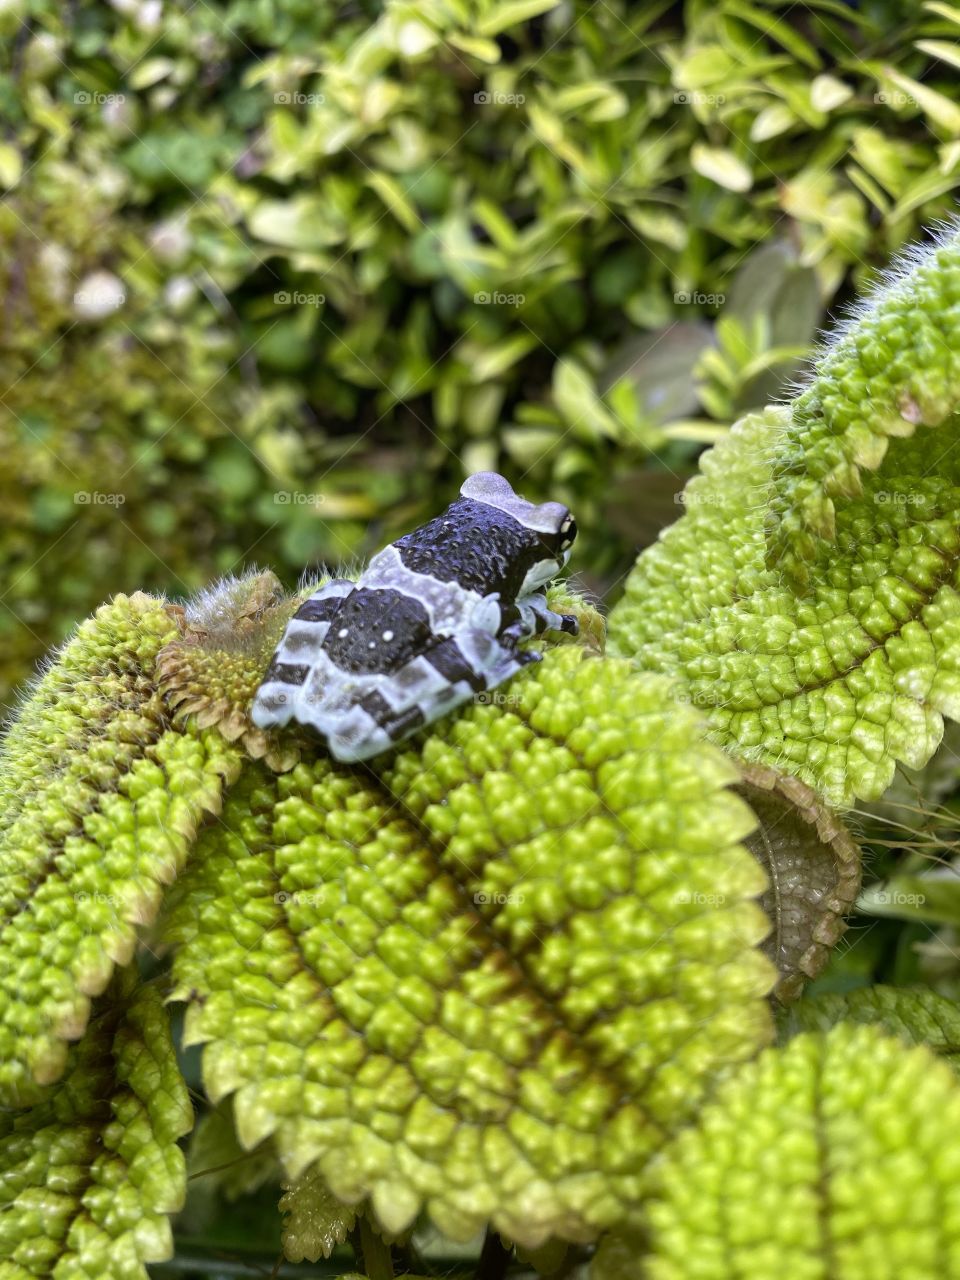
[251,472,578,761]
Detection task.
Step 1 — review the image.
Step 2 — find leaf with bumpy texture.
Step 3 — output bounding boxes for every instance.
[639,1024,960,1280]
[766,223,960,586]
[738,763,861,1002]
[0,971,192,1279]
[164,645,775,1247]
[785,985,960,1070]
[608,405,960,805]
[280,1167,357,1263]
[0,593,242,1105]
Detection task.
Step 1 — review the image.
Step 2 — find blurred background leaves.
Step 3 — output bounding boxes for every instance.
[3,0,960,703]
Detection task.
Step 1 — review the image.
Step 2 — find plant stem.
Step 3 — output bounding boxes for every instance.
[475,1228,512,1280]
[359,1216,394,1280]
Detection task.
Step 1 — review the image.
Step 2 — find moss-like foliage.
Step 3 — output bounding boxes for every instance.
[0,971,192,1280]
[0,593,241,1106]
[636,1025,960,1280]
[768,227,960,585]
[609,224,960,807]
[163,646,773,1247]
[609,403,960,806]
[785,985,960,1071]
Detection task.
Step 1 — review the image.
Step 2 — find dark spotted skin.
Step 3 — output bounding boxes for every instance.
[250,473,578,762]
[424,636,488,692]
[320,588,433,675]
[294,594,345,622]
[394,497,561,600]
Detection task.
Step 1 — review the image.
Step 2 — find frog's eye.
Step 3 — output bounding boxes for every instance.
[559,515,577,551]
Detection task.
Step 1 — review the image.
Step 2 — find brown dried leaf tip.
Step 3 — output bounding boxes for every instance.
[737,762,862,1003]
[157,570,301,772]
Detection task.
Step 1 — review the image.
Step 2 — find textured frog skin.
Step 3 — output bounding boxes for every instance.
[251,472,578,760]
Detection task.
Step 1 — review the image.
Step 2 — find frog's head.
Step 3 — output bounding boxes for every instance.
[460,472,577,592]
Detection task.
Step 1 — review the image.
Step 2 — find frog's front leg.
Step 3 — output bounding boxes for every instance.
[498,591,579,647]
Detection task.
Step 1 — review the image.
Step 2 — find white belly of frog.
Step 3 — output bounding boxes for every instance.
[251,471,578,762]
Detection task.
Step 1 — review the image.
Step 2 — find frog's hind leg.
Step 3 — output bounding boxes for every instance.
[251,577,353,728]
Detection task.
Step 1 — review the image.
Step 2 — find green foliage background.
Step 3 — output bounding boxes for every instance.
[8,2,960,1276]
[5,0,960,702]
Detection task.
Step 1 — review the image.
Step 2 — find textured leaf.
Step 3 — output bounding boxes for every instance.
[156,571,299,771]
[785,985,960,1069]
[738,763,861,1001]
[0,593,242,1105]
[0,972,192,1279]
[608,405,960,805]
[765,222,960,585]
[280,1167,357,1263]
[640,1025,960,1279]
[164,646,774,1247]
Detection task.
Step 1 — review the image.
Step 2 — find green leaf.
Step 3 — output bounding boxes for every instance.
[883,68,960,134]
[247,196,347,250]
[476,0,561,37]
[280,1167,357,1263]
[859,873,960,927]
[552,357,621,439]
[639,1025,960,1279]
[765,223,960,584]
[165,643,774,1246]
[366,171,421,233]
[809,74,853,112]
[750,102,796,142]
[925,0,960,25]
[602,324,713,426]
[915,38,960,72]
[0,142,22,189]
[608,404,960,805]
[690,143,753,192]
[0,593,241,1105]
[723,0,822,69]
[0,972,192,1280]
[785,985,960,1067]
[738,763,861,1002]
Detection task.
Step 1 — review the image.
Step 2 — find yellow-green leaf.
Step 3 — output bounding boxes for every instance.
[690,143,753,192]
